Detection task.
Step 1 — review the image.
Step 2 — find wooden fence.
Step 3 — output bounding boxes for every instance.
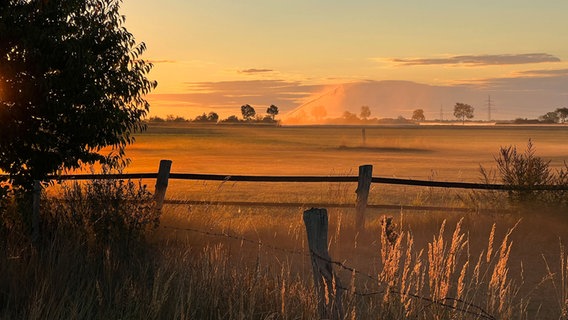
[6,158,568,243]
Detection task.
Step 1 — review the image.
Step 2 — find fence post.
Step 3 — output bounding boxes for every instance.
[355,164,373,231]
[32,180,41,244]
[154,159,172,212]
[303,208,344,320]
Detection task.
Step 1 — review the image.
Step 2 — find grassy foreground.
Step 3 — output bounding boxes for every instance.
[2,176,568,319]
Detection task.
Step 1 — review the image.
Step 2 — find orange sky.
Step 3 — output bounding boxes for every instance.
[123,0,568,120]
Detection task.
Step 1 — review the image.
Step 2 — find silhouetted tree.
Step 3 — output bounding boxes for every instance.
[266,105,279,120]
[0,0,156,190]
[540,111,560,123]
[411,109,426,121]
[167,115,187,122]
[193,113,208,122]
[343,111,359,122]
[360,106,371,120]
[223,115,240,123]
[241,104,256,121]
[207,112,219,122]
[149,116,165,122]
[556,107,568,123]
[453,103,474,124]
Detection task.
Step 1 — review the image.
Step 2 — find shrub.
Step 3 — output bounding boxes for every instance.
[46,173,158,258]
[481,139,568,207]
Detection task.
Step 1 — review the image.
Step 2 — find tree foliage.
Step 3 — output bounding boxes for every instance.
[360,106,371,120]
[411,109,425,121]
[207,111,219,122]
[453,103,474,124]
[539,111,560,123]
[266,104,279,120]
[0,0,156,189]
[241,104,256,121]
[556,108,568,123]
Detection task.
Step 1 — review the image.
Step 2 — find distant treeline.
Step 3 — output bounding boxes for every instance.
[147,113,278,124]
[514,107,568,124]
[147,105,568,125]
[147,104,280,124]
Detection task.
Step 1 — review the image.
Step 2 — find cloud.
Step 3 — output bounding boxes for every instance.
[390,53,561,66]
[147,68,568,120]
[149,80,324,116]
[517,68,568,76]
[147,59,177,64]
[238,68,274,74]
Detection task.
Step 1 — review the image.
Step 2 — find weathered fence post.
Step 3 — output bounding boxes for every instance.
[355,164,373,231]
[154,159,172,212]
[32,180,41,244]
[303,208,344,320]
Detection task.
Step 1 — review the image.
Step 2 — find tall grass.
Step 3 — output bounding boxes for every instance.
[0,174,566,319]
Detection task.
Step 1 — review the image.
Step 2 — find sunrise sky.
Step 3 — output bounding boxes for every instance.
[122,0,568,121]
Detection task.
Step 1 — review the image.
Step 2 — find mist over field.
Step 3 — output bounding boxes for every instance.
[124,123,568,179]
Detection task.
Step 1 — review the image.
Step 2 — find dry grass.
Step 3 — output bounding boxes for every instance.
[2,186,568,319]
[3,125,568,318]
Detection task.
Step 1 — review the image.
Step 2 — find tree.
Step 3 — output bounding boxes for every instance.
[266,104,279,120]
[222,115,240,123]
[411,109,426,121]
[0,0,156,189]
[539,112,560,123]
[556,107,568,123]
[193,113,208,122]
[343,111,359,122]
[241,104,256,121]
[360,106,371,120]
[167,115,187,122]
[453,103,474,124]
[207,112,219,122]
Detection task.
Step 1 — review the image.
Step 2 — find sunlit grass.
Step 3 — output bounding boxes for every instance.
[3,124,568,318]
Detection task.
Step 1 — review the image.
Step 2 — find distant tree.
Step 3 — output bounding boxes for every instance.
[343,111,359,122]
[193,113,208,122]
[556,107,568,123]
[360,106,371,120]
[261,115,275,123]
[411,109,426,121]
[223,115,240,123]
[167,115,187,122]
[453,103,474,124]
[207,112,219,122]
[540,111,560,123]
[241,104,256,121]
[149,116,165,122]
[0,0,156,190]
[266,105,279,120]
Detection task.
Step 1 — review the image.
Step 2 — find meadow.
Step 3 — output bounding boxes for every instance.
[3,123,568,319]
[138,123,568,318]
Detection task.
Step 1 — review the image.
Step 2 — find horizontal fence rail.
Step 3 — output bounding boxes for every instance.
[7,172,568,191]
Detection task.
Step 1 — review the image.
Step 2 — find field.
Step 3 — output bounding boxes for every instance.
[5,123,568,319]
[120,123,568,205]
[133,123,568,318]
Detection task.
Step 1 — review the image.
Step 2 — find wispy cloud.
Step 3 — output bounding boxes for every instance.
[517,68,568,76]
[147,59,177,64]
[390,53,560,66]
[238,68,274,74]
[149,80,323,115]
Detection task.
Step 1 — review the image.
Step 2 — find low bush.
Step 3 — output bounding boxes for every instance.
[480,139,568,208]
